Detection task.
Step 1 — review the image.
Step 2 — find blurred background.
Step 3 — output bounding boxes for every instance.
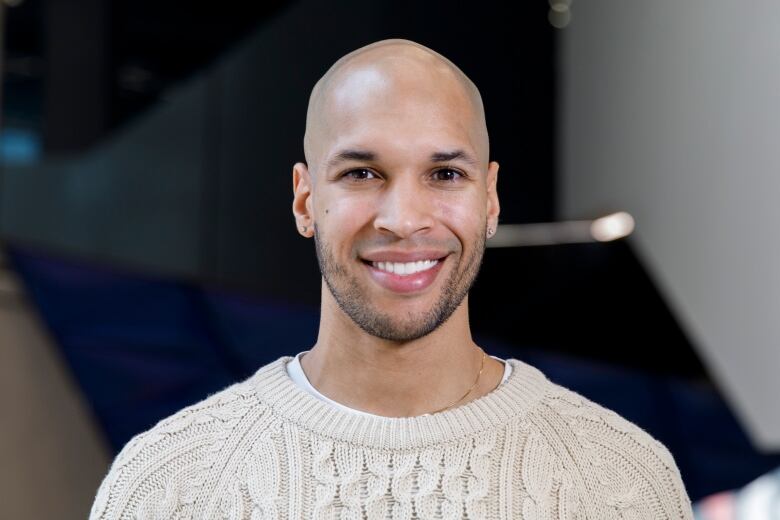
[1,0,779,518]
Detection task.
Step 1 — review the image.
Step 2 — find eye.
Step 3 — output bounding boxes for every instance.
[432,168,464,182]
[342,168,378,181]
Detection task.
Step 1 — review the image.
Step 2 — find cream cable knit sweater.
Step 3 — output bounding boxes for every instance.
[90,357,694,519]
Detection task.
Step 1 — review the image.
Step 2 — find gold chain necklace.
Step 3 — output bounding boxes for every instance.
[429,349,487,414]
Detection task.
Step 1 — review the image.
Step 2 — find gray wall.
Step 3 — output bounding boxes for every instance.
[1,78,209,277]
[560,0,780,449]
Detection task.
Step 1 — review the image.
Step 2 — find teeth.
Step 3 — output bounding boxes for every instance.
[373,259,439,276]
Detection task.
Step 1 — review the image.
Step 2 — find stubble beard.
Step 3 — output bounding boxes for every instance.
[314,224,486,342]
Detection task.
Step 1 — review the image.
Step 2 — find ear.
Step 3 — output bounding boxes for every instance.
[292,162,315,238]
[486,161,500,235]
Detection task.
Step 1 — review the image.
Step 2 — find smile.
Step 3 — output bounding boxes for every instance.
[371,259,439,276]
[362,256,447,294]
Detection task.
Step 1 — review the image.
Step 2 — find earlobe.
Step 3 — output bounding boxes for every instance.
[292,162,315,238]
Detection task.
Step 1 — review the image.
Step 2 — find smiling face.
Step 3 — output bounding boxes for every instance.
[293,40,500,342]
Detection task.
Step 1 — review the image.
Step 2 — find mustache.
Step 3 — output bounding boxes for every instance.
[353,236,460,253]
[311,224,485,256]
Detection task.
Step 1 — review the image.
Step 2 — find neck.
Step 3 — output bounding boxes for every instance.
[301,284,505,417]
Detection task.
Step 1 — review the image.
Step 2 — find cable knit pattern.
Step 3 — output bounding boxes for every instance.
[89,357,694,519]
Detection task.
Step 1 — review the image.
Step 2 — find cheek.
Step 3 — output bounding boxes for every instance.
[435,195,484,231]
[317,196,375,234]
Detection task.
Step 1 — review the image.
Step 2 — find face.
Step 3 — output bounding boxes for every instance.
[294,69,499,342]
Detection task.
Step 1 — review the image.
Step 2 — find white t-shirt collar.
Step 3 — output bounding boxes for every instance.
[286,351,513,419]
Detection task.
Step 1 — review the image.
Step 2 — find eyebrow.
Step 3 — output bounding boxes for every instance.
[430,150,479,167]
[326,148,479,169]
[327,149,377,168]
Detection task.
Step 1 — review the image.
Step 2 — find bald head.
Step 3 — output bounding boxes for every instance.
[303,39,490,171]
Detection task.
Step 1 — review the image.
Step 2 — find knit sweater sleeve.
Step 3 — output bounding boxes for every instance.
[88,427,155,520]
[531,388,694,520]
[88,381,264,520]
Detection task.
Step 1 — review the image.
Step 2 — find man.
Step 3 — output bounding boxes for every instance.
[90,39,693,519]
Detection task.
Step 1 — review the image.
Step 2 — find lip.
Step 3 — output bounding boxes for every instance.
[363,256,447,294]
[360,250,449,263]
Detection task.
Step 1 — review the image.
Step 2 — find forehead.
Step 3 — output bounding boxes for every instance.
[318,72,481,166]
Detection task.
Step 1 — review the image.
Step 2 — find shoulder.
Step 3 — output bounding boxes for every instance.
[89,365,279,520]
[518,369,693,519]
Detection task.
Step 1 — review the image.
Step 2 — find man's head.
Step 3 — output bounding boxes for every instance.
[292,39,500,342]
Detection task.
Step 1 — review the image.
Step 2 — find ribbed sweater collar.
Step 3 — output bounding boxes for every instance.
[250,356,551,450]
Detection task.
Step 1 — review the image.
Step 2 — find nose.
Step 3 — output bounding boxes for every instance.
[373,175,435,239]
